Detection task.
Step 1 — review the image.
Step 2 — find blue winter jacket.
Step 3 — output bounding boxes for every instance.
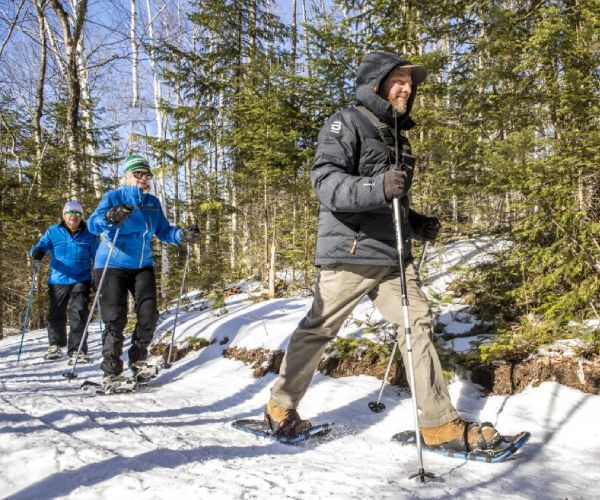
[30,222,99,285]
[87,185,182,270]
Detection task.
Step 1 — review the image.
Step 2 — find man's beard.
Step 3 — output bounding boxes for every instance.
[390,98,408,115]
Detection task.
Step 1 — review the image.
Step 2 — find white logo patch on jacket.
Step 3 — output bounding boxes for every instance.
[330,120,342,133]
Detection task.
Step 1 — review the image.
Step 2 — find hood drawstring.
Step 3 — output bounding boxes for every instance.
[394,112,399,169]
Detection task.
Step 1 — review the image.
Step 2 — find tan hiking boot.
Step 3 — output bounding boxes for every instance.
[264,399,312,437]
[421,418,501,451]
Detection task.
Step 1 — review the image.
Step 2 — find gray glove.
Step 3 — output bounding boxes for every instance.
[383,168,408,200]
[422,217,441,242]
[180,224,200,243]
[105,205,133,225]
[31,248,45,261]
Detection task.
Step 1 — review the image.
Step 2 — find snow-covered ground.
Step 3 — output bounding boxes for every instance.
[1,239,599,499]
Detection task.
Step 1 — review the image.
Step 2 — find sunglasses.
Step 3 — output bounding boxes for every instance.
[132,170,153,180]
[64,210,82,217]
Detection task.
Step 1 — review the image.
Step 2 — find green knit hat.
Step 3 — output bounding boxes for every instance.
[124,154,150,173]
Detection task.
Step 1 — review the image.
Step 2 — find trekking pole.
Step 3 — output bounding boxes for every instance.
[16,260,41,363]
[368,341,398,413]
[162,242,191,369]
[391,196,434,482]
[96,298,104,346]
[369,242,429,413]
[392,113,433,482]
[63,227,121,380]
[417,241,429,274]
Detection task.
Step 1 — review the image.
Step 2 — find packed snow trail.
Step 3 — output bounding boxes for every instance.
[2,240,599,498]
[2,326,598,498]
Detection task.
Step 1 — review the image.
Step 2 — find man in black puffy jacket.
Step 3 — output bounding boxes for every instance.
[264,51,501,452]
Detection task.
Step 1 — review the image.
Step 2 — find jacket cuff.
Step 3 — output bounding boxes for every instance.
[374,173,389,208]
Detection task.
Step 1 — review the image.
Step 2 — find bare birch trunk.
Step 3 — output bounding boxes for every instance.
[301,0,311,76]
[230,185,237,272]
[263,173,269,283]
[291,0,297,66]
[49,0,88,196]
[268,203,277,299]
[32,0,48,192]
[184,137,203,273]
[185,140,196,227]
[130,0,139,108]
[145,0,169,298]
[73,29,100,197]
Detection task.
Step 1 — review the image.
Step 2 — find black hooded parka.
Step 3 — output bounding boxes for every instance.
[311,51,429,267]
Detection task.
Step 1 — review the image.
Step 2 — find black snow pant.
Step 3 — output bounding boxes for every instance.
[96,266,159,376]
[47,282,91,356]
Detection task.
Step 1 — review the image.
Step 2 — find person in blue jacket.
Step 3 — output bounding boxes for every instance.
[30,200,99,362]
[87,154,199,390]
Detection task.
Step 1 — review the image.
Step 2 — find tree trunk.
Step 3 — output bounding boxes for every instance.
[301,0,311,76]
[49,0,88,196]
[268,202,277,299]
[145,0,170,299]
[130,0,139,108]
[31,0,48,193]
[74,30,100,197]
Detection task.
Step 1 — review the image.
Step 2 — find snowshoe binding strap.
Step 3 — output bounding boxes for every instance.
[423,421,501,453]
[44,346,64,360]
[129,361,159,383]
[475,421,502,450]
[102,375,137,394]
[264,410,312,437]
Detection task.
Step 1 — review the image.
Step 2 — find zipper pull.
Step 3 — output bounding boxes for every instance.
[349,237,357,255]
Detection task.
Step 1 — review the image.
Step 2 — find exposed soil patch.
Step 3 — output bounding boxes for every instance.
[318,342,408,387]
[224,344,599,395]
[223,340,409,387]
[156,333,599,395]
[224,286,241,296]
[223,347,285,377]
[150,337,212,364]
[471,355,600,395]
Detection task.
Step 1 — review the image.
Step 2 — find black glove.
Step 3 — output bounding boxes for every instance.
[105,204,133,225]
[31,248,45,261]
[422,217,441,242]
[180,224,200,244]
[383,168,408,201]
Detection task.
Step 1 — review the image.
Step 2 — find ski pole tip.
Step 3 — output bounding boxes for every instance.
[368,401,386,413]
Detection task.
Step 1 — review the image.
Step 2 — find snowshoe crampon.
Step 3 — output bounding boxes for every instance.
[43,346,64,361]
[232,419,333,444]
[129,360,159,385]
[81,376,138,396]
[392,430,530,463]
[68,353,92,365]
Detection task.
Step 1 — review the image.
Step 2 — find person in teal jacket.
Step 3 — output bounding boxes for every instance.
[30,200,99,362]
[87,154,199,389]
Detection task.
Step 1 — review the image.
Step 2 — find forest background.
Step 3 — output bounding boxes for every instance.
[0,0,598,362]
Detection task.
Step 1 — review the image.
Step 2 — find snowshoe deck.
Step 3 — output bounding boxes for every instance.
[392,430,530,463]
[129,361,160,384]
[44,349,64,361]
[232,418,333,444]
[80,379,138,396]
[68,355,92,365]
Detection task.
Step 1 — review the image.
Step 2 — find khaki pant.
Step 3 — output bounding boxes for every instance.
[270,263,459,427]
